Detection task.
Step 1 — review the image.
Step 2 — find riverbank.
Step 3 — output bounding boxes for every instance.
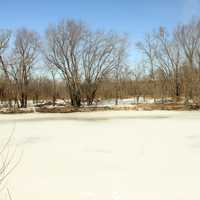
[0,102,200,114]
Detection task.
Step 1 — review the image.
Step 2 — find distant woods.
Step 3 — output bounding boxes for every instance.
[1,18,200,107]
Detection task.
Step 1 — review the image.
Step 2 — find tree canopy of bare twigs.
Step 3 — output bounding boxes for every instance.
[10,28,40,108]
[45,19,128,106]
[1,17,200,107]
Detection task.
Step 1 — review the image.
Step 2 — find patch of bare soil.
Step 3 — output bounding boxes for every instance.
[135,103,200,111]
[35,106,113,113]
[35,103,200,113]
[0,107,34,114]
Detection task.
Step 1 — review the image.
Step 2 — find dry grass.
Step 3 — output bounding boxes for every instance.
[0,103,199,114]
[35,103,200,113]
[0,107,34,114]
[35,106,112,113]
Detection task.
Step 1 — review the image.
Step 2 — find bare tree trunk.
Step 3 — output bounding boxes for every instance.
[69,88,81,107]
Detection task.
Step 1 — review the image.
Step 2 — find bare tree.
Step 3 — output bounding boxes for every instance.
[132,64,146,104]
[136,32,158,102]
[155,27,181,101]
[47,64,59,106]
[174,19,200,103]
[82,32,128,105]
[0,30,11,78]
[45,20,129,106]
[45,20,85,107]
[10,28,40,108]
[0,127,21,199]
[0,30,13,107]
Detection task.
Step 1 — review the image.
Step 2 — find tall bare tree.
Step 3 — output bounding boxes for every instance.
[155,27,181,101]
[113,39,129,105]
[0,30,12,107]
[136,32,158,102]
[45,20,85,107]
[175,19,200,103]
[82,32,128,105]
[10,28,40,108]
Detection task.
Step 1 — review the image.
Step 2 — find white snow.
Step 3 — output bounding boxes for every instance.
[0,111,200,200]
[97,97,155,106]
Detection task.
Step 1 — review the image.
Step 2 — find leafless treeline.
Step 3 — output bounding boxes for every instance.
[1,18,200,107]
[137,18,200,104]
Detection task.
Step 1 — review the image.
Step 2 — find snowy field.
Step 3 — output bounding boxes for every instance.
[1,111,200,200]
[0,97,155,108]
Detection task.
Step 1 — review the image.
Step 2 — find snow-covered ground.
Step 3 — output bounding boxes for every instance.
[0,97,158,108]
[97,97,155,106]
[0,111,200,200]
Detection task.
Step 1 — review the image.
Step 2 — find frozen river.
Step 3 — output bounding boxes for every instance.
[0,111,200,200]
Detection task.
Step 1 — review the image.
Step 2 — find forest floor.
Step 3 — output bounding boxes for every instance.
[0,101,199,114]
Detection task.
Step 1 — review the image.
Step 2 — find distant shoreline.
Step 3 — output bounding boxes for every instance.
[0,103,200,114]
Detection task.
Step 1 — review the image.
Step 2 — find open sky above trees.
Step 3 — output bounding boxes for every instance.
[0,0,200,61]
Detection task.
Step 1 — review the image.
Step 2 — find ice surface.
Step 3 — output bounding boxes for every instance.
[0,111,200,200]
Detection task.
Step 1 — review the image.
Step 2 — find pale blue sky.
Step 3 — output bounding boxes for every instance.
[0,0,200,61]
